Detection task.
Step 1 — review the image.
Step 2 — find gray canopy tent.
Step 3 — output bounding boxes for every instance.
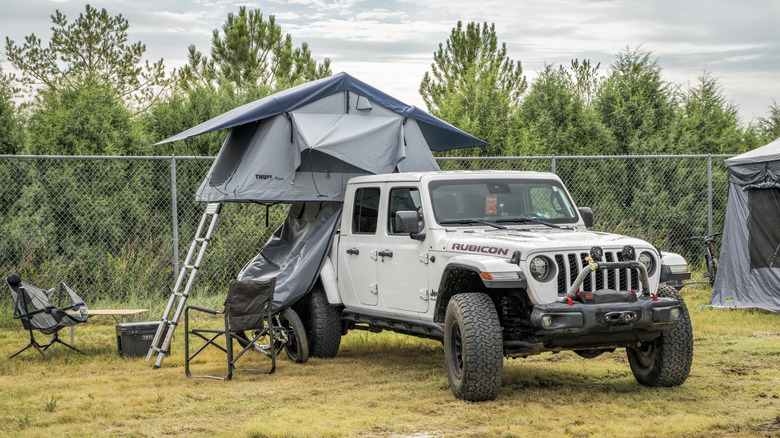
[157,72,486,310]
[711,137,780,312]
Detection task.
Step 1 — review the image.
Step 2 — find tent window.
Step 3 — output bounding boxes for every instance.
[747,187,780,270]
[352,187,380,234]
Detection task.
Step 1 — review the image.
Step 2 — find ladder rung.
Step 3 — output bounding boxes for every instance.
[184,264,199,270]
[194,237,210,243]
[205,203,222,215]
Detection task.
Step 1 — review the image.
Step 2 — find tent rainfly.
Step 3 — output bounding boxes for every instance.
[158,72,486,203]
[711,137,780,312]
[157,72,487,311]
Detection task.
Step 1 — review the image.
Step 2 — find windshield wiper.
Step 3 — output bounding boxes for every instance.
[495,217,561,228]
[439,219,507,229]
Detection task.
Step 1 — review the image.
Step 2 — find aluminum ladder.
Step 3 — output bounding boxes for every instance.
[146,202,222,368]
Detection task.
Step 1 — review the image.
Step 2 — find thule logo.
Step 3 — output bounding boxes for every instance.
[255,174,273,180]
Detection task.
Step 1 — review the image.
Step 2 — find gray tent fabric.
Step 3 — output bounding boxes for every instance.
[237,202,342,312]
[194,83,450,203]
[724,137,780,167]
[711,137,780,312]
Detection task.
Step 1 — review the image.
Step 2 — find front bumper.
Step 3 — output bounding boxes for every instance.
[527,296,682,349]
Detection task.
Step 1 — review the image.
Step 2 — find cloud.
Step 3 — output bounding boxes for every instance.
[2,0,778,121]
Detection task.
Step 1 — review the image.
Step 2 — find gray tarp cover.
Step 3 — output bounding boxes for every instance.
[237,202,342,312]
[711,137,780,312]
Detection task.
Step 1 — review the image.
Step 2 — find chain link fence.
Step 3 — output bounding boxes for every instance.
[0,154,732,310]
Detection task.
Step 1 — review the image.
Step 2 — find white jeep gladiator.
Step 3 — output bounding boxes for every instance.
[293,171,693,401]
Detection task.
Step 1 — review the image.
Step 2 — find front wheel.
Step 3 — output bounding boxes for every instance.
[235,308,309,364]
[626,285,693,386]
[443,293,503,401]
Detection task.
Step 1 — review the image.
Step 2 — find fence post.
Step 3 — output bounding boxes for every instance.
[171,156,179,276]
[551,155,556,174]
[707,154,713,236]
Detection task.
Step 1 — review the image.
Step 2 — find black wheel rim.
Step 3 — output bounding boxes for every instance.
[450,321,463,379]
[277,315,300,360]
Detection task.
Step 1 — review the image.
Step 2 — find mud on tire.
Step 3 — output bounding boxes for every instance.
[626,285,694,386]
[444,293,503,401]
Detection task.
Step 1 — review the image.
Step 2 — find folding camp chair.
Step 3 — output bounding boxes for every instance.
[5,274,89,360]
[185,278,281,380]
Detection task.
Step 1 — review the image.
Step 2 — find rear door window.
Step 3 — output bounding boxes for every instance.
[352,187,381,234]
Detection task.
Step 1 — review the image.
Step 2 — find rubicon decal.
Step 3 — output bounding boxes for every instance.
[451,243,509,256]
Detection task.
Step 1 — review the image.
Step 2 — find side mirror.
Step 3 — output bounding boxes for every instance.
[578,207,594,228]
[395,210,426,241]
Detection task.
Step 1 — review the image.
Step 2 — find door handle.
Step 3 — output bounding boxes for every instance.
[346,248,359,255]
[377,250,393,258]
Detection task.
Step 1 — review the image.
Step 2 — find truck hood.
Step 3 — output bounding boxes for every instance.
[436,228,652,260]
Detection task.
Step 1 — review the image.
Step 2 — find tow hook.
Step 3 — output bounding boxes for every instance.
[603,311,637,324]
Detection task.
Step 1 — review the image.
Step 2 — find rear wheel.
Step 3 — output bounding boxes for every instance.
[626,285,693,386]
[444,293,503,401]
[300,286,342,358]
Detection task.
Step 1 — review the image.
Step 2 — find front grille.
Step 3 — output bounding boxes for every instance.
[554,250,643,296]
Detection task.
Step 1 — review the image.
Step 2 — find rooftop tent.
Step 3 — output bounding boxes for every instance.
[157,72,487,203]
[711,137,780,312]
[158,73,487,310]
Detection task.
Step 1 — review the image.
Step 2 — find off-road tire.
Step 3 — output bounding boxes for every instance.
[444,293,503,401]
[300,286,342,358]
[626,285,693,386]
[275,308,309,364]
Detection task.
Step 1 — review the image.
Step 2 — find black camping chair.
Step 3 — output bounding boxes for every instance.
[5,274,89,360]
[185,278,281,380]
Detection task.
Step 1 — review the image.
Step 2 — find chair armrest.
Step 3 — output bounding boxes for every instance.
[23,305,59,318]
[187,305,223,315]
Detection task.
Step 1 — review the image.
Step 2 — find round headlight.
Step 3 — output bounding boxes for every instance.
[638,251,655,274]
[529,256,550,281]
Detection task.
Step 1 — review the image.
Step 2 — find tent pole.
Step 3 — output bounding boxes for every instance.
[171,155,179,276]
[707,155,713,235]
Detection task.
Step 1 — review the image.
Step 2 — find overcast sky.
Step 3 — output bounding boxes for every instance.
[2,0,778,123]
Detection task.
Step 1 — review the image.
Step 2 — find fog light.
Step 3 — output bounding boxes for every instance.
[541,315,553,327]
[670,307,681,320]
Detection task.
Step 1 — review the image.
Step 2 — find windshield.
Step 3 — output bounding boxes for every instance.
[429,178,578,226]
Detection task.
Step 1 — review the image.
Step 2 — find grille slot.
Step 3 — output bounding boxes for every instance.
[555,255,566,295]
[553,250,641,296]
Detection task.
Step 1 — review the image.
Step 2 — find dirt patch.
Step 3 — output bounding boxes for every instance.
[750,415,780,437]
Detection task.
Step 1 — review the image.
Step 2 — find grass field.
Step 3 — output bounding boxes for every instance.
[0,284,778,437]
